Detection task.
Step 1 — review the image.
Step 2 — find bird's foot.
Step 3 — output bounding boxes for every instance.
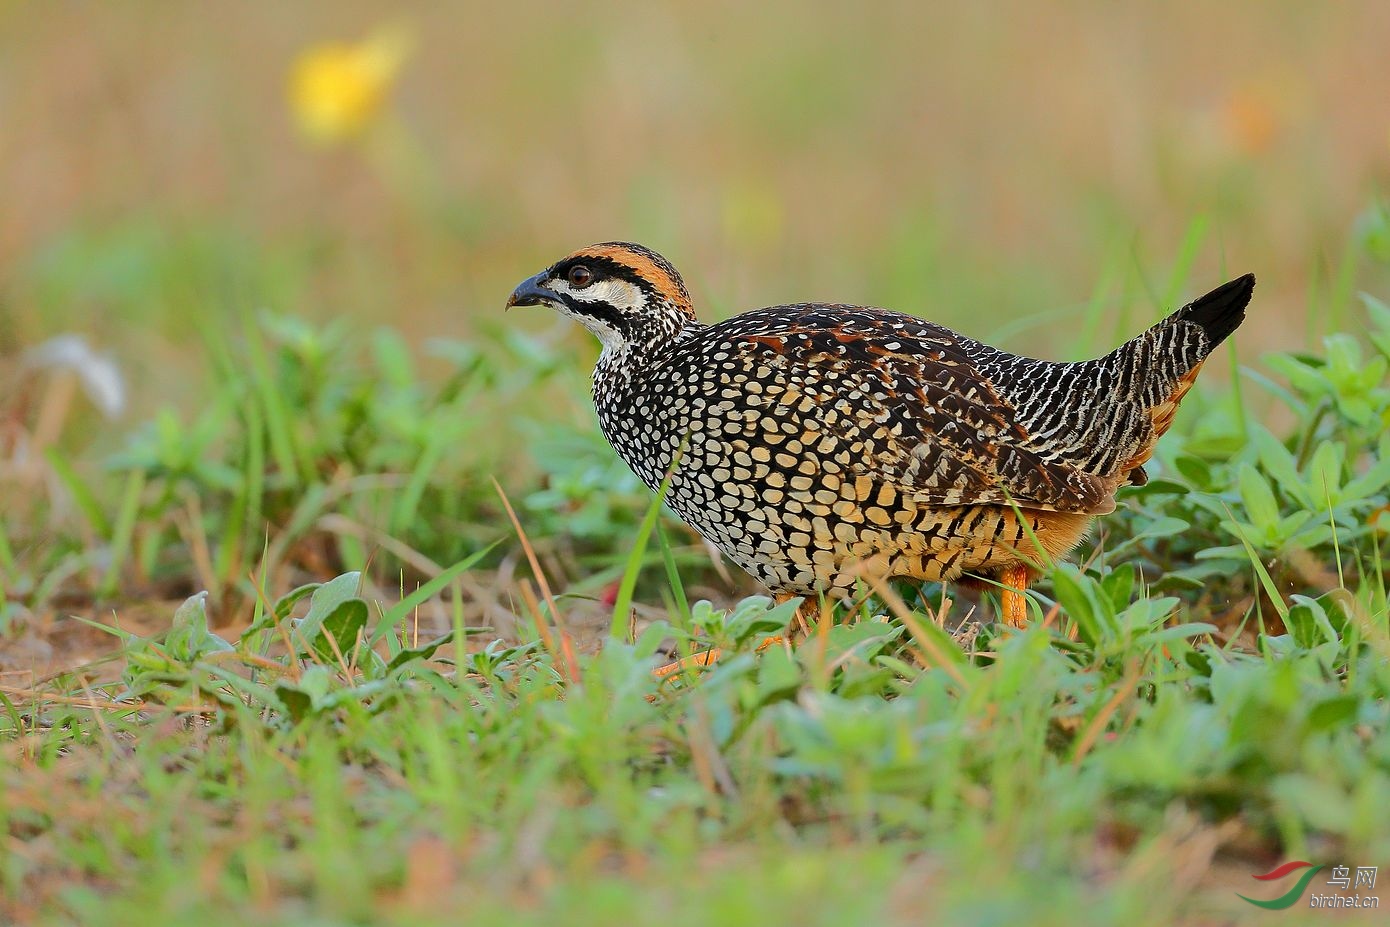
[652,647,722,678]
[999,565,1030,628]
[650,633,789,678]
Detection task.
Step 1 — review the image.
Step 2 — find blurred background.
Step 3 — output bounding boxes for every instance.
[5,1,1389,374]
[4,0,1390,638]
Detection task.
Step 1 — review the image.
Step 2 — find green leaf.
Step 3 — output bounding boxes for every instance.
[315,599,368,663]
[385,631,456,673]
[1052,566,1102,645]
[1237,464,1280,536]
[294,572,362,655]
[390,426,448,534]
[1285,595,1339,649]
[1139,516,1190,539]
[730,597,803,646]
[1305,441,1345,506]
[1172,455,1212,489]
[1102,565,1135,612]
[1139,622,1217,648]
[1305,695,1359,732]
[1264,352,1330,399]
[275,582,323,622]
[241,580,322,644]
[755,646,802,703]
[1249,425,1304,504]
[165,591,233,662]
[1275,510,1313,542]
[820,619,903,665]
[1336,395,1373,425]
[1117,597,1181,635]
[1343,433,1390,498]
[1323,332,1362,373]
[1363,292,1390,357]
[274,665,333,723]
[1223,515,1290,621]
[1162,216,1209,307]
[275,685,311,723]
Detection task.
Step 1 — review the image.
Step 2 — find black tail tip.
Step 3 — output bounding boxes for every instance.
[1179,272,1255,347]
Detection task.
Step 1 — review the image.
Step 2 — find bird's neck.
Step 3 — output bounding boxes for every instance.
[592,310,704,405]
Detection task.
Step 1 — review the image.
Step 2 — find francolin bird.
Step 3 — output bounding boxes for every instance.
[508,243,1254,631]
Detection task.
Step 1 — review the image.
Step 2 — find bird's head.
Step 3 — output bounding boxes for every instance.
[506,242,698,353]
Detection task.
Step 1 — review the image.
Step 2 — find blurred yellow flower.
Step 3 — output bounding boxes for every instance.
[289,25,412,145]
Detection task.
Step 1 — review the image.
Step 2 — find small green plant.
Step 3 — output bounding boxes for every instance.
[101,316,541,605]
[79,556,497,730]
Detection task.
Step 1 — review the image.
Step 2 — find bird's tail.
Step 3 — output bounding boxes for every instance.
[1102,273,1256,481]
[1161,273,1256,356]
[1106,274,1255,411]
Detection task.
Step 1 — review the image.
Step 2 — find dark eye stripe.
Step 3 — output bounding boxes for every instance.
[553,256,653,294]
[556,295,631,339]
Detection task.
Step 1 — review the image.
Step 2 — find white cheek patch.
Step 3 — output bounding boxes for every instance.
[587,278,637,307]
[549,277,642,352]
[550,277,638,309]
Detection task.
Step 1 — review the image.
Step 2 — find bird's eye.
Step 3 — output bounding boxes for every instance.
[567,265,595,289]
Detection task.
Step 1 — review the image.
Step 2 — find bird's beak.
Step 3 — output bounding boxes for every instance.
[505,272,562,310]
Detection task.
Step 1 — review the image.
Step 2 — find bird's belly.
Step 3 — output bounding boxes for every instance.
[598,379,1092,595]
[659,469,1092,595]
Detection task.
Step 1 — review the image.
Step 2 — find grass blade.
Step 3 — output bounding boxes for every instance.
[98,469,146,598]
[609,470,675,642]
[371,543,496,644]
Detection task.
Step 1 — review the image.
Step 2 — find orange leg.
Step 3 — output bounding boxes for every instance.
[652,647,721,678]
[999,565,1030,628]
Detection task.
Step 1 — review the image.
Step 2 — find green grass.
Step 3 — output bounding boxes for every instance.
[4,275,1390,925]
[4,570,1388,925]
